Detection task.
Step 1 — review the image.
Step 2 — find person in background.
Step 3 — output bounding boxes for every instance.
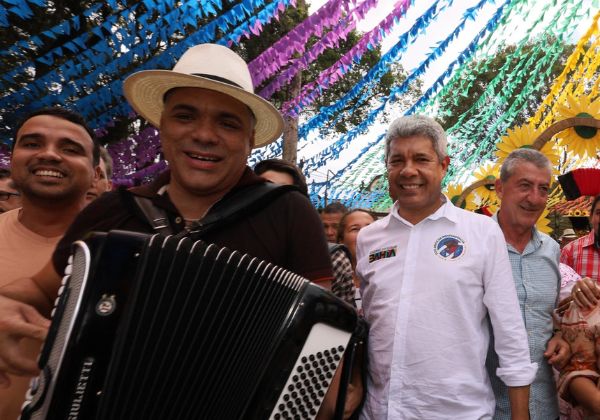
[0,106,99,419]
[254,158,308,196]
[85,146,114,202]
[356,115,536,419]
[487,148,569,419]
[559,228,578,248]
[0,169,21,213]
[253,159,357,309]
[560,195,600,310]
[336,209,376,312]
[320,201,347,243]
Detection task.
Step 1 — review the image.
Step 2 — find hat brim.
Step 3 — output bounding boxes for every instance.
[123,70,284,148]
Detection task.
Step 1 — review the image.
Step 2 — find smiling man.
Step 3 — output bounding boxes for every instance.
[0,44,335,417]
[355,115,536,419]
[0,107,99,419]
[487,148,568,420]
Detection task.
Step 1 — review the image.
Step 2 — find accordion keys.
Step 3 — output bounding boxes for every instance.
[21,230,364,419]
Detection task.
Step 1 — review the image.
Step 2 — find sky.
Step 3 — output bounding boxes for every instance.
[300,0,598,186]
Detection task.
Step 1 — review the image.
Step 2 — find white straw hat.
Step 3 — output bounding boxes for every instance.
[123,44,284,148]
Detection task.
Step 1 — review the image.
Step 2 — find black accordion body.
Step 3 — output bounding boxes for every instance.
[21,230,364,419]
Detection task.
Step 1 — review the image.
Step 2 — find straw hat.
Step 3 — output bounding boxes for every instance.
[561,228,577,239]
[123,44,284,148]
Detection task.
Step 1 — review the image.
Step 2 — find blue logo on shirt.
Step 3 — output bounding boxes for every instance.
[434,235,465,260]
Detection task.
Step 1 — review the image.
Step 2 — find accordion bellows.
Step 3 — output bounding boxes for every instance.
[21,231,362,419]
[558,168,600,200]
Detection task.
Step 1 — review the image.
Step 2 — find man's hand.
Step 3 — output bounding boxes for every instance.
[0,295,50,387]
[544,333,570,369]
[571,278,600,309]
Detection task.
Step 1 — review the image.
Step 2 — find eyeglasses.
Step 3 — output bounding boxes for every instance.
[0,191,20,201]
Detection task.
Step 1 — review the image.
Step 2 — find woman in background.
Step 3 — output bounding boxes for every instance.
[337,209,376,312]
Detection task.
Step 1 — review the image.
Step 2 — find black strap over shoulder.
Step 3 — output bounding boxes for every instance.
[186,183,298,238]
[128,182,298,238]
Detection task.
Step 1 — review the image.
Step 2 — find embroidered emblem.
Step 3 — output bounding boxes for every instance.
[368,246,397,263]
[434,235,465,260]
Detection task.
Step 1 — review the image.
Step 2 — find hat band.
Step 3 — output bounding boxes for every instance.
[192,73,244,89]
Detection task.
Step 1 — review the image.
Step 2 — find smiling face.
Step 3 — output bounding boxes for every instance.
[159,88,255,204]
[11,115,96,204]
[340,211,375,264]
[386,135,449,224]
[496,160,551,233]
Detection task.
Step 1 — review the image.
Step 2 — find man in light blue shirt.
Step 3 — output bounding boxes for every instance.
[487,148,570,419]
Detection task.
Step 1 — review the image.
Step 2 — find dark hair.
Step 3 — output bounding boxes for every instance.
[336,209,376,242]
[12,106,100,165]
[320,201,348,215]
[591,194,600,216]
[254,158,307,195]
[0,168,10,179]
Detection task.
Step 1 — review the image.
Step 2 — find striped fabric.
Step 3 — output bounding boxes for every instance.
[561,232,600,282]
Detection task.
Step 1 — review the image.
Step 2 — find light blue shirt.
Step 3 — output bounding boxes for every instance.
[487,215,560,420]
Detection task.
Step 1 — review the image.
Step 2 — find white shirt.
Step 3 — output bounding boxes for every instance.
[356,198,537,419]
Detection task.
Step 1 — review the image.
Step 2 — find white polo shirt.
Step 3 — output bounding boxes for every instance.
[356,198,536,419]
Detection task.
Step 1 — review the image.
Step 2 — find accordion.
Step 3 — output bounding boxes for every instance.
[21,230,365,419]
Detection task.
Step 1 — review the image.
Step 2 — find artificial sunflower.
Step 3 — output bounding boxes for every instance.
[445,183,477,210]
[554,93,600,158]
[535,208,552,234]
[472,163,500,204]
[495,123,560,170]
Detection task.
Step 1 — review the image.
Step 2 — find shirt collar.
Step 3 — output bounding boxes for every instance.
[386,194,458,228]
[492,211,543,254]
[579,231,597,248]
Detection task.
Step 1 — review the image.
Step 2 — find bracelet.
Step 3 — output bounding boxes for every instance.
[553,328,561,334]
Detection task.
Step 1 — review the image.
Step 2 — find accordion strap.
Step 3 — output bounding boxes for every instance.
[133,195,172,235]
[185,183,298,238]
[132,183,298,237]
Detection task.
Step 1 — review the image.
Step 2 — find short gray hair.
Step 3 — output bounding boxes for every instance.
[499,148,551,182]
[384,115,447,163]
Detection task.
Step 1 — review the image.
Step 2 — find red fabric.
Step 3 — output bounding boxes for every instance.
[561,232,600,282]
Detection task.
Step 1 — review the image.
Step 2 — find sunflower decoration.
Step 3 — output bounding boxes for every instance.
[471,163,500,204]
[495,123,560,171]
[535,208,552,234]
[554,93,600,158]
[445,183,477,211]
[472,193,498,217]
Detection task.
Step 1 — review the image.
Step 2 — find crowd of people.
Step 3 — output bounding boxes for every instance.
[0,42,599,419]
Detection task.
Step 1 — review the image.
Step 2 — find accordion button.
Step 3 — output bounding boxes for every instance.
[61,275,69,286]
[64,265,72,275]
[58,285,65,297]
[68,255,73,265]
